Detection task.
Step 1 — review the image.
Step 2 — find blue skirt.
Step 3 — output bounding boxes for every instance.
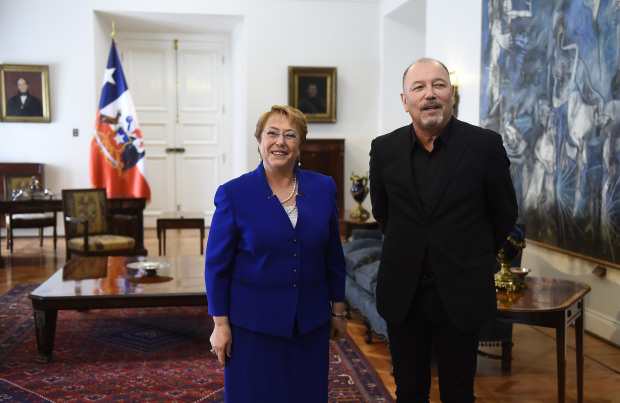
[224,320,330,403]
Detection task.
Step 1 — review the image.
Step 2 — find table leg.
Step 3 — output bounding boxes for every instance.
[576,301,585,403]
[556,320,567,403]
[163,229,167,256]
[53,211,57,250]
[200,227,205,255]
[501,340,512,373]
[157,223,163,256]
[33,309,58,364]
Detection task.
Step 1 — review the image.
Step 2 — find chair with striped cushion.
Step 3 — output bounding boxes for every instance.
[61,188,137,260]
[4,173,57,253]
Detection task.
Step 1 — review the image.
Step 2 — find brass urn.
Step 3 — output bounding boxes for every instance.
[494,226,526,292]
[349,171,370,220]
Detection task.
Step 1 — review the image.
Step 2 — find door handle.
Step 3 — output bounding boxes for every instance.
[165,147,186,153]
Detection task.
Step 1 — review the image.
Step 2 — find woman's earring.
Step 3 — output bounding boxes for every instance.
[297,156,301,166]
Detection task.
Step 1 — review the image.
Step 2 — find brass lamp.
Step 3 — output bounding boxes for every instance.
[494,226,526,292]
[449,71,459,118]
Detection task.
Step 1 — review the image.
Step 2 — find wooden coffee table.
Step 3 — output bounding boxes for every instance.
[28,255,207,363]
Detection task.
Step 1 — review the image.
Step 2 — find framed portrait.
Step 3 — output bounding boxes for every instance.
[288,66,337,123]
[0,64,51,123]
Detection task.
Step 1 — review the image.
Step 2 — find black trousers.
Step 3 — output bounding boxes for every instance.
[387,284,479,403]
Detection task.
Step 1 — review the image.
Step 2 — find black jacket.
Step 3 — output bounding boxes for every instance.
[369,117,518,331]
[7,93,43,116]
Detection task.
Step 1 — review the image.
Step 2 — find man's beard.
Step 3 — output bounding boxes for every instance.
[420,109,444,129]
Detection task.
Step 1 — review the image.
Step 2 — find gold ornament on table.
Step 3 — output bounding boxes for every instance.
[349,171,370,221]
[494,225,527,292]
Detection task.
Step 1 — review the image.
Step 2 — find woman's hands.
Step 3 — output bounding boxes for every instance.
[329,302,347,341]
[210,305,347,362]
[210,316,232,366]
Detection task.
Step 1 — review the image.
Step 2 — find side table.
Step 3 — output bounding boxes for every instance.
[156,213,205,256]
[496,277,591,403]
[342,210,379,239]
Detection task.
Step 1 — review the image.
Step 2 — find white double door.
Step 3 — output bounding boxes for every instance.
[118,35,230,227]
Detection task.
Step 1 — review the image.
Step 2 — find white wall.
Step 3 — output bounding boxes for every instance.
[379,0,425,134]
[0,0,380,215]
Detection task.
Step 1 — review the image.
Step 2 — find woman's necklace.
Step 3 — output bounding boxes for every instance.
[279,174,297,204]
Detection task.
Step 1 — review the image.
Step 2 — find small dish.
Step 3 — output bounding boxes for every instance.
[126,261,171,272]
[510,267,531,278]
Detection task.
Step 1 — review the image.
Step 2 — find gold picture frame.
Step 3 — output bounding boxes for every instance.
[288,66,337,123]
[0,64,51,123]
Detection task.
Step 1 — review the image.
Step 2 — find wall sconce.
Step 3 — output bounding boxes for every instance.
[449,71,460,118]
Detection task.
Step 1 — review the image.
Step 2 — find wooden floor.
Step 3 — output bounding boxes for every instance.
[2,229,620,402]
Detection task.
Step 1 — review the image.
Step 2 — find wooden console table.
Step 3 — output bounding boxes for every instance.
[107,197,147,256]
[496,277,590,403]
[0,197,147,267]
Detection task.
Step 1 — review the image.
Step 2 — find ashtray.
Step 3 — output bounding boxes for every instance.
[510,267,531,278]
[127,261,171,275]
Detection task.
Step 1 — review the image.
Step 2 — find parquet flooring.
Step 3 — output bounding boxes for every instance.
[2,229,620,402]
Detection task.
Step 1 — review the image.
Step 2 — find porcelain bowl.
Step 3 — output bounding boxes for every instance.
[510,267,531,278]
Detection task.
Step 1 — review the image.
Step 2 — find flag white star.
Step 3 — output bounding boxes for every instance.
[102,68,116,86]
[114,132,126,145]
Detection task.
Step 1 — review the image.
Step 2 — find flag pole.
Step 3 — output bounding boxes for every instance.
[111,21,117,45]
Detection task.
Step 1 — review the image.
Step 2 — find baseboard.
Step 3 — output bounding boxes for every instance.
[585,309,620,347]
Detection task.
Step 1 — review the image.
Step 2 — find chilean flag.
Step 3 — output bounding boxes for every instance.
[90,39,151,202]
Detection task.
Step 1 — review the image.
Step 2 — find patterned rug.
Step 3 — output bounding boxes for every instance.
[0,284,393,402]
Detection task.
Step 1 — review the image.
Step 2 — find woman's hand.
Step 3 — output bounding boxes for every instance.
[210,316,232,366]
[329,302,347,341]
[330,316,347,340]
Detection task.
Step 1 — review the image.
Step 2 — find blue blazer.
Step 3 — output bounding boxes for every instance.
[205,163,346,338]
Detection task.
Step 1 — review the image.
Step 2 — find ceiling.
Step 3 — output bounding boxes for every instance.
[95,10,244,35]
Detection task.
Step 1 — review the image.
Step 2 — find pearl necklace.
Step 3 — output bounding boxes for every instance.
[279,174,297,204]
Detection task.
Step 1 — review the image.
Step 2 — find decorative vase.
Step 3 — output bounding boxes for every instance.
[494,225,527,292]
[349,171,370,221]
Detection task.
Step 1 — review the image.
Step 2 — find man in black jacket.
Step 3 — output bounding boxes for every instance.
[369,58,518,402]
[6,77,43,117]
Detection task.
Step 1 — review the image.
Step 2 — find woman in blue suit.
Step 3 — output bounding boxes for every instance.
[205,105,347,402]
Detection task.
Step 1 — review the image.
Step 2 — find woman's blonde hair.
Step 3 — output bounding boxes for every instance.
[254,105,308,148]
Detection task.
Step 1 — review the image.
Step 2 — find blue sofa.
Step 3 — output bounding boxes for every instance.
[343,229,387,343]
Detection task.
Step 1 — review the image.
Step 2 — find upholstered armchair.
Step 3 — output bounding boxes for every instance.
[4,173,57,253]
[61,188,137,259]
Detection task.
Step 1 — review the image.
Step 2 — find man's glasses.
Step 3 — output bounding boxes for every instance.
[263,130,300,142]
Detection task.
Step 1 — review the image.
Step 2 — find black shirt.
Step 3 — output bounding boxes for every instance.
[410,118,453,278]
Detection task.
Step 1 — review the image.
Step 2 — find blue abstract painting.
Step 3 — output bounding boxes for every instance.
[480,0,620,264]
